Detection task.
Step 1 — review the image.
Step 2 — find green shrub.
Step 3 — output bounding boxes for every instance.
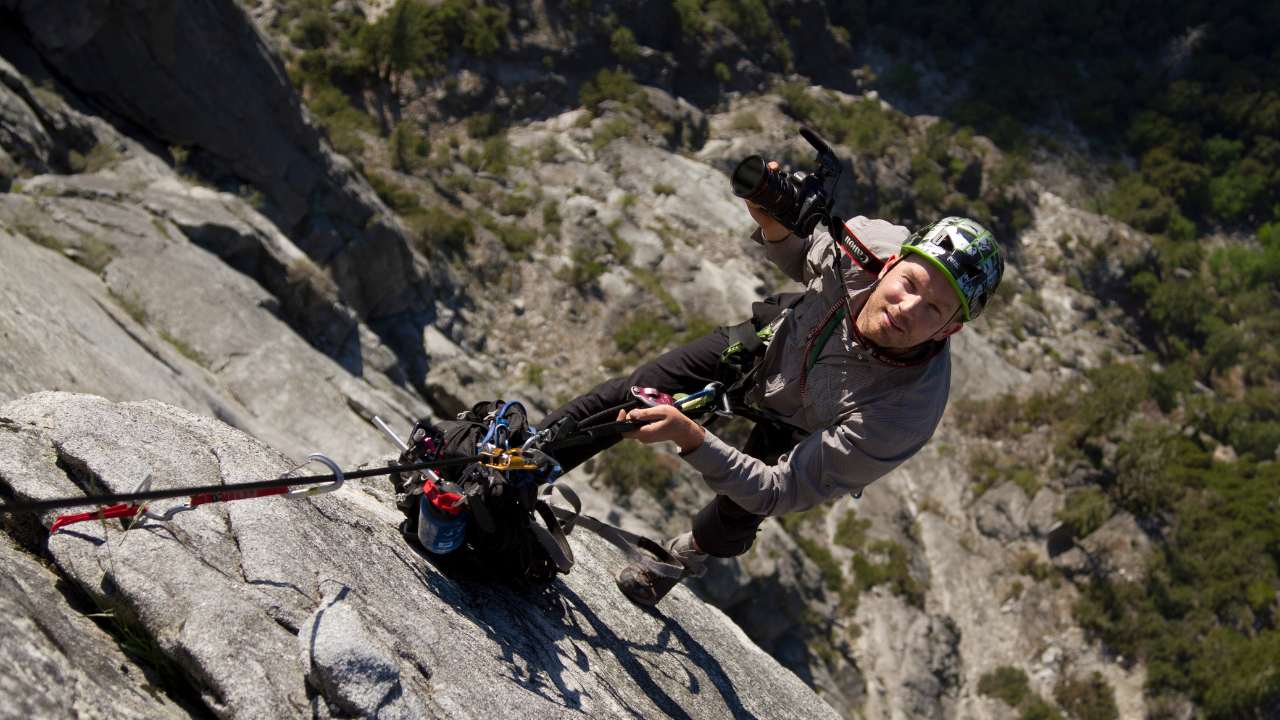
[977,667,1065,719]
[1056,487,1113,538]
[1021,698,1065,720]
[389,119,430,173]
[290,7,334,49]
[479,135,511,174]
[1060,364,1152,444]
[501,225,538,259]
[730,112,761,132]
[672,0,706,39]
[591,117,634,150]
[775,86,906,155]
[1112,421,1201,516]
[67,142,121,173]
[1208,161,1268,223]
[367,172,422,214]
[461,2,507,56]
[850,539,925,608]
[1102,174,1180,234]
[595,441,672,496]
[580,69,645,112]
[557,244,607,289]
[911,168,948,209]
[159,330,209,368]
[1014,551,1058,583]
[541,201,562,231]
[978,666,1031,707]
[610,26,641,63]
[627,268,681,315]
[482,216,537,259]
[795,535,843,592]
[776,82,822,125]
[108,289,148,325]
[497,192,535,217]
[613,315,676,357]
[1054,673,1119,720]
[834,511,870,550]
[304,83,373,157]
[706,0,773,42]
[406,206,474,256]
[466,112,499,139]
[357,0,442,98]
[537,138,560,162]
[17,224,118,274]
[522,363,546,388]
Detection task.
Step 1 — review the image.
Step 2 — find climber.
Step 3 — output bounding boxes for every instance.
[538,181,1005,606]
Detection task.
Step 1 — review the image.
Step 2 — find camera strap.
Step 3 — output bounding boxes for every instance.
[835,222,885,276]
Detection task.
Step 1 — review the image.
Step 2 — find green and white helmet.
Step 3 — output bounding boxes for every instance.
[901,216,1004,321]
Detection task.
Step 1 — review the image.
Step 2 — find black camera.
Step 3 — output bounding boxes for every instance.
[730,126,843,237]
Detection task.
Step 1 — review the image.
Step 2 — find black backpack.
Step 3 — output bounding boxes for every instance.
[391,400,579,585]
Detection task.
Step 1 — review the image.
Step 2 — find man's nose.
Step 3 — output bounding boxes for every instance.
[898,293,923,320]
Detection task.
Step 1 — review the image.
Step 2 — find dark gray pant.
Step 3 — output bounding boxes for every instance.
[539,327,799,558]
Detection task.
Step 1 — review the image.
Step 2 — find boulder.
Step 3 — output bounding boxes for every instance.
[974,482,1031,542]
[855,593,961,720]
[1080,512,1153,583]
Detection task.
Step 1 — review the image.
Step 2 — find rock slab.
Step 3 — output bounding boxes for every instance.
[0,391,842,720]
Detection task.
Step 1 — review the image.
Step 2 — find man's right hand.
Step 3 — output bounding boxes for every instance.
[746,160,791,242]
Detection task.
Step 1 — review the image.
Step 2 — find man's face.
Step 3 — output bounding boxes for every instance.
[857,255,964,349]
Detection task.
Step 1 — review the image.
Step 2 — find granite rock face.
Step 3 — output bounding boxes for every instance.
[4,0,440,385]
[0,528,190,720]
[0,1,1162,717]
[0,392,841,720]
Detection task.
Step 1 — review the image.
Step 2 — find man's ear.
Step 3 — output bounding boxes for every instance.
[878,255,898,279]
[932,321,963,341]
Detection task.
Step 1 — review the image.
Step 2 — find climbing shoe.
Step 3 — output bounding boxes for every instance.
[615,535,705,607]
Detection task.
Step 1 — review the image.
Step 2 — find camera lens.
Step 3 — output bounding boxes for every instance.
[731,156,766,198]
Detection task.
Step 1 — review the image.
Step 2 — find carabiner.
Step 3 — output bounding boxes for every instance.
[282,453,345,499]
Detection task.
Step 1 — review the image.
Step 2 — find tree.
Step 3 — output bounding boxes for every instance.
[358,0,438,105]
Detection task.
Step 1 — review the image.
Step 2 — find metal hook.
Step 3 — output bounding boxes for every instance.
[282,453,345,499]
[129,474,198,524]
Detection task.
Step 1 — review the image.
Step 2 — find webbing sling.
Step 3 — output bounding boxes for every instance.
[532,478,684,580]
[805,302,846,372]
[547,505,685,580]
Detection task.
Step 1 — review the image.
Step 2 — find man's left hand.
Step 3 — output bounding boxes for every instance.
[618,405,705,454]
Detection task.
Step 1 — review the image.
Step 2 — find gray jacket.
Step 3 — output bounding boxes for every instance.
[680,217,951,516]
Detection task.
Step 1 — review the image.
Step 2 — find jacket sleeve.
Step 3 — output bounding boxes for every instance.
[752,217,909,288]
[751,227,836,285]
[679,408,930,517]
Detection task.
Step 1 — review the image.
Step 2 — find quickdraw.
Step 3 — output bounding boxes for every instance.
[45,454,345,533]
[0,452,481,530]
